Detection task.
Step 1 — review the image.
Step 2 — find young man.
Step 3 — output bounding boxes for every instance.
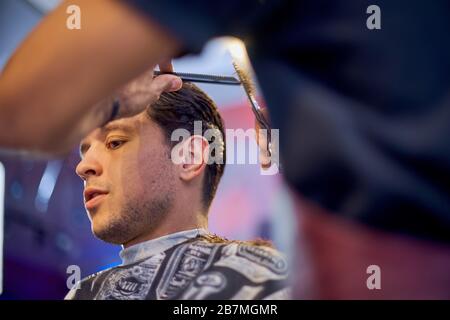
[66,82,289,300]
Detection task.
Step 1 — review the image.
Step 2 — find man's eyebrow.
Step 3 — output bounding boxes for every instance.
[79,123,135,158]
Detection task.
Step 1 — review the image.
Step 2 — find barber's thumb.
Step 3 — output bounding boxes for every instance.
[152,74,182,93]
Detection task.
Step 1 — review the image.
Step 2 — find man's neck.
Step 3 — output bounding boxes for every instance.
[122,212,208,248]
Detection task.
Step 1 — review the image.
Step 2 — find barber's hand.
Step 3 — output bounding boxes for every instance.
[255,108,272,169]
[115,61,182,119]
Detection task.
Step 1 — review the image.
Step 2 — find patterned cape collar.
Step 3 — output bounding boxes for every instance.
[119,228,209,266]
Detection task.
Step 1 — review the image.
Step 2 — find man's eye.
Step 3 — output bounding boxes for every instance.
[106,140,124,150]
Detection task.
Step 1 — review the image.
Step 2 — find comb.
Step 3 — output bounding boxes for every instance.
[154,70,241,86]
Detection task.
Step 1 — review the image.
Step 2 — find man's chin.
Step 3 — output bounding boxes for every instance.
[91,225,124,245]
[90,217,134,245]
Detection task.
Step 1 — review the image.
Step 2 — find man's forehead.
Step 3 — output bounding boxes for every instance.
[91,112,148,138]
[105,110,152,131]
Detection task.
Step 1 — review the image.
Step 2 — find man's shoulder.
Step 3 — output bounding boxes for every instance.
[187,235,289,277]
[168,235,290,299]
[216,241,287,272]
[193,234,286,258]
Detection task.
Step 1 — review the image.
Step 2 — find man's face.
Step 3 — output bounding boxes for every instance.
[76,112,175,245]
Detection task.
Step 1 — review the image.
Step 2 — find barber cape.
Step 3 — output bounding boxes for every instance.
[65,229,290,300]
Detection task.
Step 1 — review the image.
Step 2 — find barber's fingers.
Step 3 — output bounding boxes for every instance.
[150,73,182,95]
[158,59,174,73]
[115,71,181,120]
[153,59,180,94]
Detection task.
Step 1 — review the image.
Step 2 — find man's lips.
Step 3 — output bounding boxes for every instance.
[84,187,108,210]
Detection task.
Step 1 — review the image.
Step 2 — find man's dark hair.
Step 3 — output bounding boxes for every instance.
[147,82,226,210]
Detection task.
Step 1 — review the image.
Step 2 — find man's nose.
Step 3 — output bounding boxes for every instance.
[76,151,103,181]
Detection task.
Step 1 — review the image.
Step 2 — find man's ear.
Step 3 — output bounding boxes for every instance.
[178,135,210,182]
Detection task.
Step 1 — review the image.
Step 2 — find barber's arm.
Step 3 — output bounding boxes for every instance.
[0,0,181,155]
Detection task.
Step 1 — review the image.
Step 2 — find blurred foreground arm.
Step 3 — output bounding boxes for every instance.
[0,0,181,155]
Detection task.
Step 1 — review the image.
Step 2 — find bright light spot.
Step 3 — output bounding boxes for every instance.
[35,160,63,212]
[225,37,249,65]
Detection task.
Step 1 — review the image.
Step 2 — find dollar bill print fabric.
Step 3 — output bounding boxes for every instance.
[65,229,290,300]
